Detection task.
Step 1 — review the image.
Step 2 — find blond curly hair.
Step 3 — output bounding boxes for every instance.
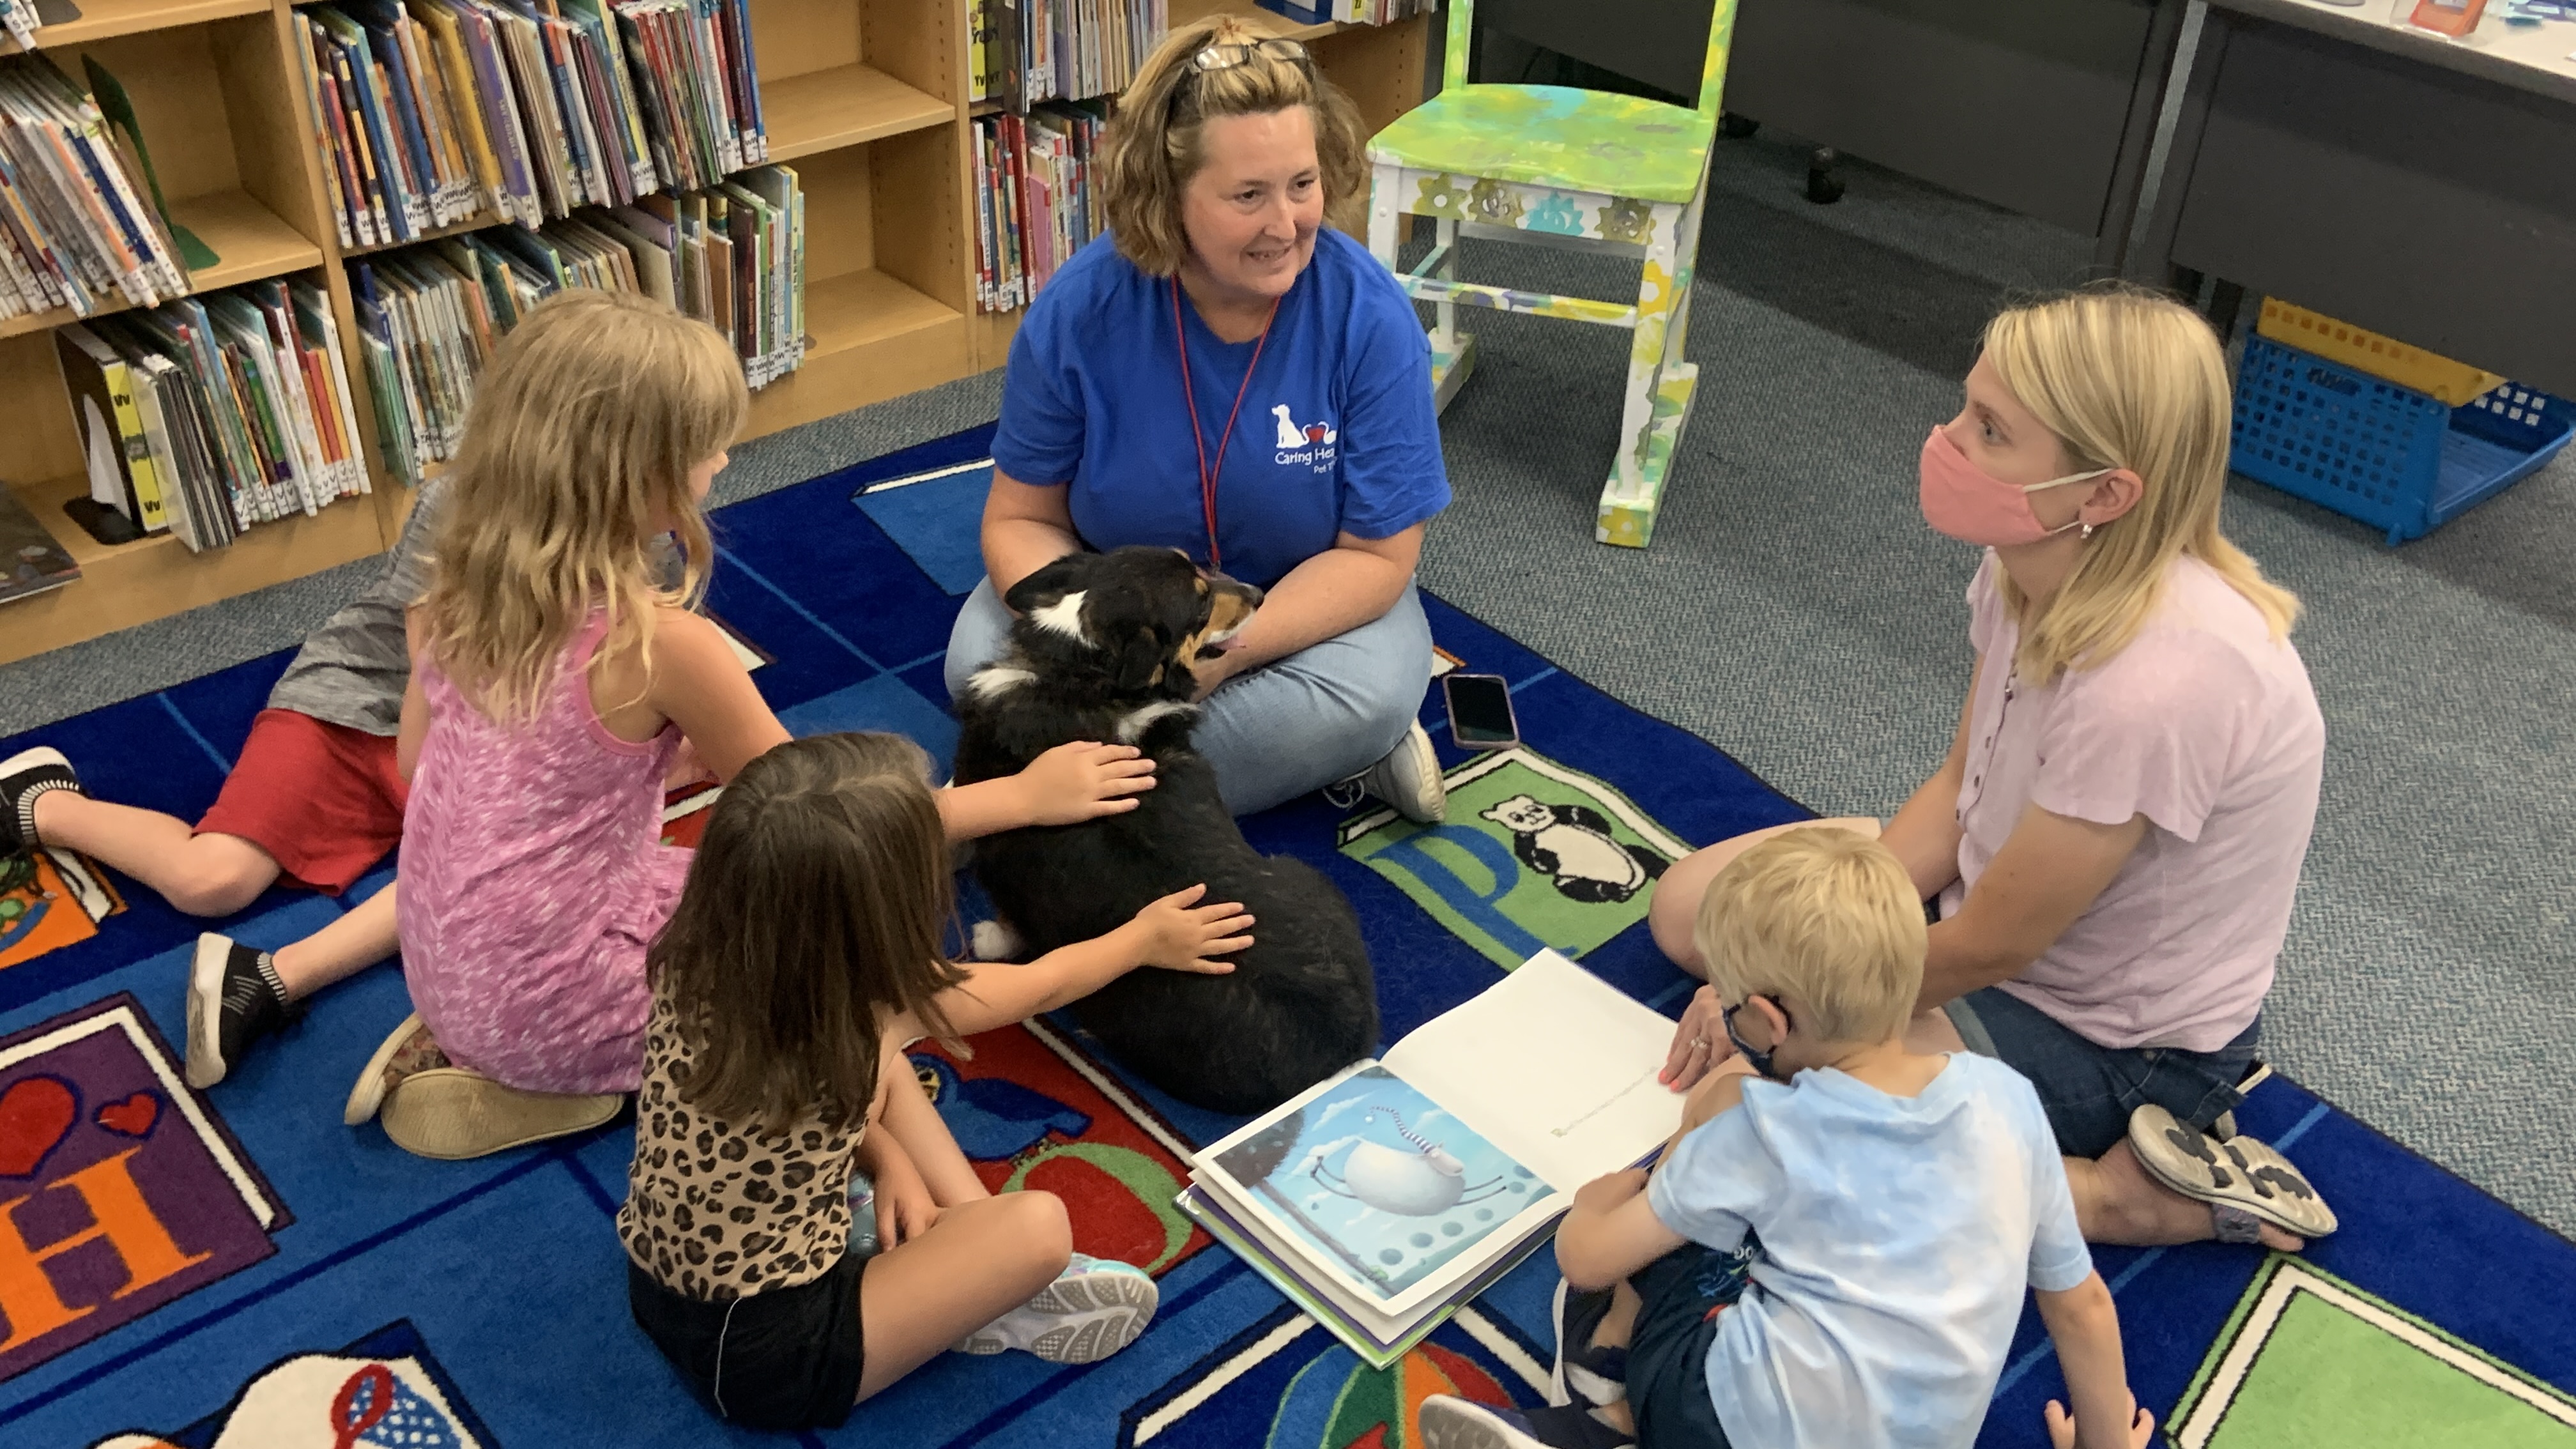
[1098,17,1370,275]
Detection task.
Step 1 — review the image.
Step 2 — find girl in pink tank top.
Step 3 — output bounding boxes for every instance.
[356,291,1169,1161]
[400,610,689,1094]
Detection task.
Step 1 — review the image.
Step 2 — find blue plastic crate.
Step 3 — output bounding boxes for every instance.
[2230,334,2573,544]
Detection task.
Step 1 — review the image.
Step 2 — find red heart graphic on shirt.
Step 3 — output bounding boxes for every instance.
[0,1075,78,1176]
[96,1092,160,1138]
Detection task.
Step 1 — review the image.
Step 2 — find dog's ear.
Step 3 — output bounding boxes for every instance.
[1005,555,1089,617]
[1111,626,1167,693]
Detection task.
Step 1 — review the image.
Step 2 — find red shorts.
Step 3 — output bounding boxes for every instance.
[195,709,408,894]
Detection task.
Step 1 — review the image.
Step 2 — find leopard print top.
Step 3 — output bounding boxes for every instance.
[617,988,862,1300]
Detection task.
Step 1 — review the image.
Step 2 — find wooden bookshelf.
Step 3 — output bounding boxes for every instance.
[0,0,1429,665]
[763,62,951,162]
[0,0,269,53]
[0,188,319,341]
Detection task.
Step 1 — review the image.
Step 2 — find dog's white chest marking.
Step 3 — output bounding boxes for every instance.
[1537,824,1645,891]
[968,666,1037,699]
[1114,700,1198,743]
[1029,590,1088,642]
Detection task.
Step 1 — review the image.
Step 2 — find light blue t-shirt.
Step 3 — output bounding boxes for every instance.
[1646,1053,2093,1449]
[992,227,1450,590]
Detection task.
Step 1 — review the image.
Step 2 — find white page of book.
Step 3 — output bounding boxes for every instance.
[1380,949,1683,1193]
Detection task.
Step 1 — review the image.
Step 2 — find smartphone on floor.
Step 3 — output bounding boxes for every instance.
[1443,673,1521,751]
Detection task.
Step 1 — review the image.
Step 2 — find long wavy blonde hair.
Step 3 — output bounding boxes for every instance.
[1100,16,1370,274]
[1984,283,2299,682]
[415,289,746,722]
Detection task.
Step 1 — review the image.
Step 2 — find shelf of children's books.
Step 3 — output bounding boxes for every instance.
[1168,0,1351,44]
[0,0,271,53]
[0,471,388,664]
[340,211,515,259]
[760,61,953,164]
[0,188,325,342]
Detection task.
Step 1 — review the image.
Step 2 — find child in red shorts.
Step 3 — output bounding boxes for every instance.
[0,481,452,1090]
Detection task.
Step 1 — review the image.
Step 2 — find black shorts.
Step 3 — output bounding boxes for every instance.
[627,1252,866,1431]
[1626,1240,1754,1449]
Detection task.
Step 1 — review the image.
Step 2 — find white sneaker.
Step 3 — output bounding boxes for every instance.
[1340,721,1446,824]
[958,1253,1157,1364]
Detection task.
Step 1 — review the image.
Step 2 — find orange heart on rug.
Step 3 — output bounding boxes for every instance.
[96,1091,160,1138]
[0,1075,78,1176]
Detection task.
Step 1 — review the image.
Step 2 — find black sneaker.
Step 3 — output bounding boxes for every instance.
[186,933,298,1089]
[1549,1278,1629,1409]
[1418,1397,1634,1449]
[0,747,80,855]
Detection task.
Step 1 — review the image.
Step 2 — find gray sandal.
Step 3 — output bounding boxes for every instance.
[2128,1104,2338,1241]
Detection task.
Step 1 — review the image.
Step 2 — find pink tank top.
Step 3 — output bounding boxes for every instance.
[397,612,691,1095]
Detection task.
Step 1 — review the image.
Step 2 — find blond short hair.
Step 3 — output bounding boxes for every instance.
[1693,829,1927,1045]
[417,289,746,722]
[1098,17,1370,275]
[1983,282,2301,684]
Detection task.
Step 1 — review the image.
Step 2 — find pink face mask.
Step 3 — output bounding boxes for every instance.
[1917,426,2112,548]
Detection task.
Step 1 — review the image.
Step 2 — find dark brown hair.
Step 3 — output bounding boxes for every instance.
[647,732,966,1133]
[1099,17,1371,275]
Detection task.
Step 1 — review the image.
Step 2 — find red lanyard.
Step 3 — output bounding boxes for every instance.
[1172,277,1277,574]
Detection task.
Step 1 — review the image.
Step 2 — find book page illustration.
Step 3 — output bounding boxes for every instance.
[1209,1066,1547,1309]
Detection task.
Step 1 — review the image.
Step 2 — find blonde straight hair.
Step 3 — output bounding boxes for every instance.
[1694,828,1926,1046]
[1983,283,2300,683]
[1099,16,1370,275]
[417,290,747,722]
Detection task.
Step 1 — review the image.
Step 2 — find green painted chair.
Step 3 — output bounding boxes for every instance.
[1365,1,1735,548]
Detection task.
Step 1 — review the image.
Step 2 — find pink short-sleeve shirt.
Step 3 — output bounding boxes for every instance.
[1937,553,2324,1052]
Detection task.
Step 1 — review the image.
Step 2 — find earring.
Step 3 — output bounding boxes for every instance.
[2080,522,2096,540]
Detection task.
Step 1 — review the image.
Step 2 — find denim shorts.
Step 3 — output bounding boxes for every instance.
[1625,1239,1756,1449]
[1945,986,2260,1160]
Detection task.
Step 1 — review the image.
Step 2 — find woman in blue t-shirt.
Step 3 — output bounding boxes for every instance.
[944,18,1453,821]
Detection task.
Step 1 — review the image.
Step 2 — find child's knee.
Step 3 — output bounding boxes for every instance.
[160,833,282,917]
[999,1190,1073,1273]
[166,861,270,917]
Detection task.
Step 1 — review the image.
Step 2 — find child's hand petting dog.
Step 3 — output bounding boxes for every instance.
[1017,740,1159,824]
[1128,883,1254,972]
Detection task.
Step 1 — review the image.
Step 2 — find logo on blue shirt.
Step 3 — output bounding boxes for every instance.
[1271,404,1338,473]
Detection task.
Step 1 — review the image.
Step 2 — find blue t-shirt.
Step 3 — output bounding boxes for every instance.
[992,227,1450,590]
[1646,1054,2094,1449]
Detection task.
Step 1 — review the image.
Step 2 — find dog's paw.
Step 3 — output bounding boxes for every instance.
[970,920,1025,962]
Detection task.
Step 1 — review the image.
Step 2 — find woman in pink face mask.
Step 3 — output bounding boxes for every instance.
[1647,285,2336,1256]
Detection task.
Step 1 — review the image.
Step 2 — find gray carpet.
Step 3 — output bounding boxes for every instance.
[3,133,2568,1239]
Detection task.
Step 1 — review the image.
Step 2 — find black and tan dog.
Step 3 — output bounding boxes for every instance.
[951,547,1377,1113]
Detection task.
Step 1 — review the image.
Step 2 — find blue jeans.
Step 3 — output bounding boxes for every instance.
[1944,986,2261,1160]
[942,577,1434,816]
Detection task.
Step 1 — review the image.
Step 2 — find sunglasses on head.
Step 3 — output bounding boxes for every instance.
[1188,37,1312,73]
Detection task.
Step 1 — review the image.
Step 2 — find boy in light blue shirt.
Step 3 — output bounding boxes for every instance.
[1420,829,2153,1449]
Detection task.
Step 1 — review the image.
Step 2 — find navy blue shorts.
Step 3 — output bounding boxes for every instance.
[1625,1240,1756,1449]
[1944,986,2259,1160]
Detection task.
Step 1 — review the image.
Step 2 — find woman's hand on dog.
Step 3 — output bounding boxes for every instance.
[1128,882,1254,972]
[1018,740,1160,824]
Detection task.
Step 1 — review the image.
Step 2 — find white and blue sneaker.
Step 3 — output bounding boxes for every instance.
[958,1253,1157,1364]
[1419,1396,1635,1449]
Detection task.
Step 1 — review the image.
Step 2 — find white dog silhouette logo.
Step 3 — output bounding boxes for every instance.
[1272,404,1338,450]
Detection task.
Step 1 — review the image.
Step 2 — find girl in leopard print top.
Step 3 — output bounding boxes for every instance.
[620,732,1254,1431]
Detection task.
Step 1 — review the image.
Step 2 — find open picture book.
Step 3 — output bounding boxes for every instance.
[1179,949,1683,1366]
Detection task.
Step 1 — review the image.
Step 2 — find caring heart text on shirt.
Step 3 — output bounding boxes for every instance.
[1271,404,1338,473]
